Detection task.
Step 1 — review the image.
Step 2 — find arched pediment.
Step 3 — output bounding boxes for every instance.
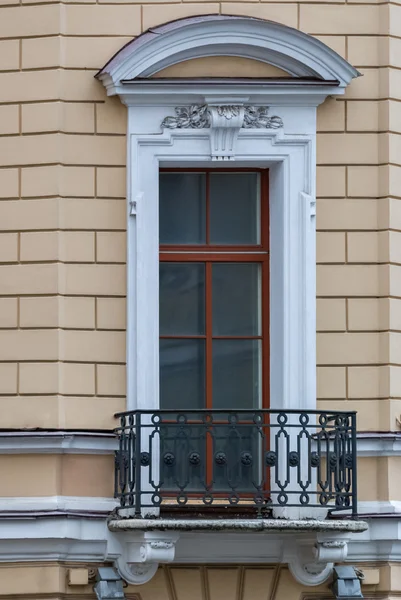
[96,15,359,95]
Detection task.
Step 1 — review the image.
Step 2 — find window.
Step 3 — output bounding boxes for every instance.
[159,169,269,413]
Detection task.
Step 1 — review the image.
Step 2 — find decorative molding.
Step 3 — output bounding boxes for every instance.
[114,532,179,585]
[2,513,401,568]
[288,538,348,586]
[96,15,360,96]
[208,104,245,160]
[161,105,210,129]
[116,562,158,586]
[355,433,401,457]
[161,105,283,131]
[243,106,283,129]
[0,496,118,516]
[314,540,348,562]
[0,431,117,455]
[123,95,320,416]
[161,104,283,160]
[0,430,398,457]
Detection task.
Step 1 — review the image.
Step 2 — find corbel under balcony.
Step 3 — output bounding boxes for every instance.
[107,519,367,586]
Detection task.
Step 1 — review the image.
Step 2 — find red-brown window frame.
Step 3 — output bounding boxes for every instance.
[159,167,270,411]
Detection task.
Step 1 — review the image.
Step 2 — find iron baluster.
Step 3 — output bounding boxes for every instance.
[135,411,142,518]
[113,409,359,516]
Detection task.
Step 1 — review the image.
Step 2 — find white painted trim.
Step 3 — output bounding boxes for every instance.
[122,99,321,417]
[0,431,117,454]
[96,16,359,95]
[1,513,401,565]
[0,496,397,518]
[356,433,401,457]
[0,430,397,457]
[0,496,118,514]
[96,16,357,424]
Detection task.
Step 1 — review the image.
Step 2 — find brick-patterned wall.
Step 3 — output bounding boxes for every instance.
[0,0,400,431]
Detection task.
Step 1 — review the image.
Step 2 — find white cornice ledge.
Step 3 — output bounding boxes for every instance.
[0,431,117,454]
[96,15,359,98]
[0,431,400,457]
[3,513,401,577]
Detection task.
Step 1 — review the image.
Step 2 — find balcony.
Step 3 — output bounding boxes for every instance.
[110,409,367,586]
[114,408,358,519]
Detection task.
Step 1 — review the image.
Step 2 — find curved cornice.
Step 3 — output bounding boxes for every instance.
[96,15,360,95]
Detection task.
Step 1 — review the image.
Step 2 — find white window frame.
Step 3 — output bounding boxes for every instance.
[96,15,359,415]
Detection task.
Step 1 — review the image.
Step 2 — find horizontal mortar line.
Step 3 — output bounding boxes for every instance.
[9,327,127,331]
[319,163,392,167]
[0,326,119,331]
[0,131,125,137]
[348,65,401,70]
[318,261,391,265]
[0,164,126,169]
[318,131,389,134]
[0,163,57,168]
[316,295,384,298]
[0,393,125,398]
[317,329,387,333]
[317,363,391,368]
[0,100,105,106]
[316,228,383,232]
[0,229,126,233]
[0,34,136,41]
[23,361,127,365]
[317,131,390,134]
[0,294,126,298]
[0,360,127,365]
[0,294,125,299]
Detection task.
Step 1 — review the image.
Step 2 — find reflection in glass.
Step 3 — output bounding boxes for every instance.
[212,340,261,410]
[212,263,261,336]
[159,173,206,244]
[210,173,260,244]
[160,339,205,410]
[160,263,205,335]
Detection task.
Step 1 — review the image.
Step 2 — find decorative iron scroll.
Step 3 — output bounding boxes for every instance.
[161,105,283,130]
[114,409,358,518]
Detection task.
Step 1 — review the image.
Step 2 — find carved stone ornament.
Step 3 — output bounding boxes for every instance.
[161,104,283,130]
[114,532,179,586]
[161,104,283,161]
[288,537,349,586]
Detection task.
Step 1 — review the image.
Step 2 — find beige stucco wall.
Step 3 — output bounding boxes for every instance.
[0,0,401,514]
[1,2,400,432]
[0,563,393,599]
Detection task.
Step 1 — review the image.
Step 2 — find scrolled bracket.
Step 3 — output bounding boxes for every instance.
[114,532,179,585]
[287,537,348,587]
[208,104,244,161]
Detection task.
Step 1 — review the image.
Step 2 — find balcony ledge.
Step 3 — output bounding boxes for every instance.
[109,517,368,533]
[108,517,368,587]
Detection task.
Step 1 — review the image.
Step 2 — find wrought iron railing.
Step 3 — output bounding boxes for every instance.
[114,409,358,518]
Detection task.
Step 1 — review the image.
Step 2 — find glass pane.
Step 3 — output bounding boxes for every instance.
[160,263,205,335]
[212,263,261,336]
[160,339,205,410]
[159,173,206,244]
[212,340,261,410]
[210,173,260,245]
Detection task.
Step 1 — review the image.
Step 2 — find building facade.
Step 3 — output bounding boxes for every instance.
[0,1,400,599]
